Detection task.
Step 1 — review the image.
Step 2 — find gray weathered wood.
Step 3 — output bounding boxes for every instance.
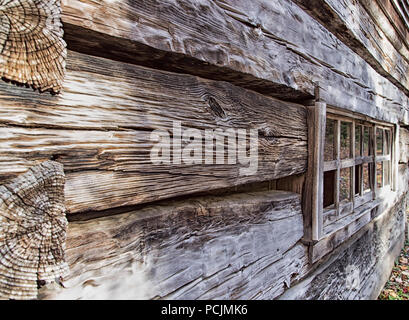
[38,190,309,300]
[280,192,406,299]
[293,0,409,96]
[304,99,326,241]
[311,199,381,263]
[60,0,408,124]
[0,51,307,214]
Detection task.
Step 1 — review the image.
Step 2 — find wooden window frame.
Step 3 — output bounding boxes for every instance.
[304,90,399,262]
[321,115,388,229]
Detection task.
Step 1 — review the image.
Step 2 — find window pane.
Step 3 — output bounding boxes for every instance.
[376,128,383,155]
[324,170,336,208]
[340,168,351,202]
[384,129,390,155]
[363,127,370,156]
[355,165,361,195]
[384,160,390,186]
[355,125,362,156]
[377,162,383,188]
[363,163,371,192]
[340,122,352,159]
[325,119,336,161]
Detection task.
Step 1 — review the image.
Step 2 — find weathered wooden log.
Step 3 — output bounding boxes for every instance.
[292,0,409,97]
[38,190,309,300]
[59,0,408,124]
[0,50,307,214]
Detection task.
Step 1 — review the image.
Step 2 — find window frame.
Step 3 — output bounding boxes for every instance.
[304,100,398,254]
[321,114,392,229]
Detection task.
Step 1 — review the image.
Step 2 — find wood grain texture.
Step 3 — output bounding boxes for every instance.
[310,199,381,263]
[292,0,409,97]
[0,50,307,214]
[280,191,406,299]
[371,0,409,48]
[60,0,408,124]
[0,0,66,93]
[0,160,68,300]
[399,127,409,163]
[38,190,309,300]
[305,101,326,241]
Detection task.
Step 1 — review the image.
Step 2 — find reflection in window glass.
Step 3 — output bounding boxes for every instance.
[340,168,351,202]
[384,130,390,155]
[363,127,370,156]
[340,122,352,159]
[376,128,383,155]
[325,119,336,161]
[384,161,390,186]
[377,162,383,188]
[323,170,335,208]
[355,125,362,156]
[363,163,371,192]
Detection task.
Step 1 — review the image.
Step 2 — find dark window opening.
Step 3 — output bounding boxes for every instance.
[323,170,336,208]
[355,165,361,195]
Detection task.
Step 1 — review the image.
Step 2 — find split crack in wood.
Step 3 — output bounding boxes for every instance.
[0,160,69,299]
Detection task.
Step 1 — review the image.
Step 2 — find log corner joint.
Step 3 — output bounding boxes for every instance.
[0,160,69,300]
[0,0,67,94]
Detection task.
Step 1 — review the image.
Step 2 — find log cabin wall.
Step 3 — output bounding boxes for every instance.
[1,0,408,299]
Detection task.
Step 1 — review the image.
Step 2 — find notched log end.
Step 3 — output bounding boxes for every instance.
[0,0,67,95]
[0,76,62,95]
[0,160,69,300]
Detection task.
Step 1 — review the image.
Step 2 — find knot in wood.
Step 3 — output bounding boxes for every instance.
[205,95,227,119]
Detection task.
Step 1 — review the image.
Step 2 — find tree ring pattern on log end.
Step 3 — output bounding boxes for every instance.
[0,160,69,300]
[0,0,66,94]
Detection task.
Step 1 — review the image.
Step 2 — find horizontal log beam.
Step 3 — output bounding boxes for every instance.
[38,190,309,300]
[0,51,307,214]
[293,0,409,97]
[60,0,408,124]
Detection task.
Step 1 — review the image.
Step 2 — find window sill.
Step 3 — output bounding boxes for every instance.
[309,198,381,263]
[322,192,372,228]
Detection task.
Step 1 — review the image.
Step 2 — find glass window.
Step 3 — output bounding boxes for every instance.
[384,130,390,155]
[340,122,352,159]
[319,112,394,241]
[363,163,371,192]
[355,125,362,156]
[322,115,393,232]
[376,128,383,156]
[384,161,390,186]
[340,168,351,202]
[325,119,336,161]
[363,126,370,156]
[375,128,392,190]
[377,162,383,188]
